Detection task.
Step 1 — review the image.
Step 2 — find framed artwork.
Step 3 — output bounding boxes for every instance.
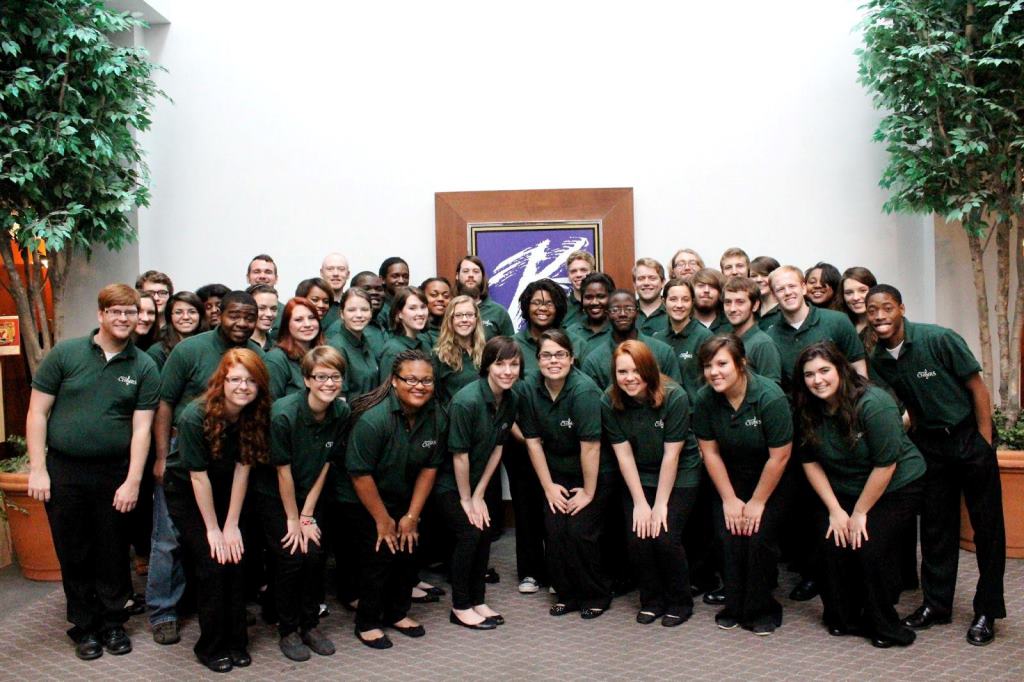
[435,188,634,330]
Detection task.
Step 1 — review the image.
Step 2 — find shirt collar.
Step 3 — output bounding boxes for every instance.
[89,329,135,360]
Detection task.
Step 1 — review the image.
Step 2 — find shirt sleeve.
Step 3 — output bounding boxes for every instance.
[447,397,473,454]
[601,395,628,445]
[346,413,386,476]
[935,329,982,380]
[834,316,866,363]
[572,381,602,442]
[176,406,210,471]
[269,407,293,467]
[760,394,794,448]
[580,351,606,389]
[657,344,683,384]
[424,407,447,469]
[517,389,541,439]
[691,388,716,441]
[859,390,905,468]
[497,308,515,337]
[662,387,689,442]
[135,356,162,410]
[265,351,291,400]
[31,343,64,395]
[159,343,191,404]
[750,340,782,385]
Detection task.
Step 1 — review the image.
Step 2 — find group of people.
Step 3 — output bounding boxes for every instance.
[23,246,1007,672]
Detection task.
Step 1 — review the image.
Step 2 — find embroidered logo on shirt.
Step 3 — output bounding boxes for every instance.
[745,417,762,428]
[916,369,937,380]
[325,441,334,449]
[421,440,437,448]
[679,351,693,360]
[560,418,574,429]
[117,375,137,386]
[483,320,495,328]
[654,419,665,429]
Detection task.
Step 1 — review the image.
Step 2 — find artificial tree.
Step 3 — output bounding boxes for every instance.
[857,0,1024,424]
[0,0,164,374]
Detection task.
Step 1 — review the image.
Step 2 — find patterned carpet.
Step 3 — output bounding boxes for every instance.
[0,539,1020,680]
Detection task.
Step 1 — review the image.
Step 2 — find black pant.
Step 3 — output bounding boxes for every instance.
[622,485,697,616]
[913,426,1006,618]
[504,438,547,583]
[341,502,418,631]
[166,486,247,661]
[544,471,612,610]
[46,456,132,637]
[818,481,922,642]
[601,475,633,587]
[258,495,325,636]
[436,490,492,609]
[780,463,820,581]
[682,470,720,591]
[127,451,155,560]
[713,470,788,630]
[327,498,360,605]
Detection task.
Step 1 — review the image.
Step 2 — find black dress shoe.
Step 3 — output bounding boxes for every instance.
[580,607,605,620]
[901,605,951,630]
[635,610,662,625]
[75,633,103,661]
[967,614,995,646]
[202,655,233,673]
[102,627,132,655]
[661,612,690,628]
[421,584,447,597]
[411,592,439,604]
[355,626,393,650]
[788,579,819,602]
[449,611,497,630]
[390,622,426,638]
[124,592,146,616]
[484,567,500,584]
[827,625,847,637]
[702,587,726,606]
[549,603,577,617]
[229,649,251,667]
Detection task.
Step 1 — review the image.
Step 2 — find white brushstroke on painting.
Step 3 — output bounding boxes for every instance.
[490,237,589,330]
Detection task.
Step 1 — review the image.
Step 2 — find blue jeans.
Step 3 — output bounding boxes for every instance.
[146,482,185,626]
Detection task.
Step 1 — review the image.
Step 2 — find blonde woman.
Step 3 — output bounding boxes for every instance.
[432,295,487,405]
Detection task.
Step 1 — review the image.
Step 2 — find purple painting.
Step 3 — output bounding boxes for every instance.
[472,223,600,331]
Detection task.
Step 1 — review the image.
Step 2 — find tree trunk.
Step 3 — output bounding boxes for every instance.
[995,218,1012,409]
[1007,215,1024,426]
[967,232,995,396]
[0,241,46,373]
[47,248,72,345]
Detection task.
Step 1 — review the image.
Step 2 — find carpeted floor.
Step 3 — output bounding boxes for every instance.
[0,539,1020,680]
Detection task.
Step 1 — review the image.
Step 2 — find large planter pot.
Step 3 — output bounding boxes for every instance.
[960,449,1024,559]
[0,472,61,581]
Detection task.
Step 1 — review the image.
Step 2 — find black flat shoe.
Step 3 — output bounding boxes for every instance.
[450,611,496,630]
[483,613,505,625]
[661,613,690,627]
[411,593,439,604]
[229,649,251,667]
[102,627,132,655]
[788,578,819,602]
[703,587,726,606]
[355,626,393,650]
[901,605,951,630]
[75,633,103,661]
[201,655,233,673]
[827,625,847,637]
[484,567,500,584]
[420,584,447,597]
[580,607,605,620]
[636,610,661,625]
[549,603,576,617]
[390,622,426,638]
[967,614,995,646]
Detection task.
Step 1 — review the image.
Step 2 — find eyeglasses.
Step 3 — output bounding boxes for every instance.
[674,260,700,269]
[452,312,476,320]
[147,290,170,299]
[529,299,555,309]
[608,306,637,314]
[397,376,434,387]
[104,308,139,319]
[225,376,255,387]
[172,308,199,317]
[539,351,570,361]
[311,373,342,384]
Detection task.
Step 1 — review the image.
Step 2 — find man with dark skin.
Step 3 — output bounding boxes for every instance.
[375,258,410,327]
[866,285,1004,646]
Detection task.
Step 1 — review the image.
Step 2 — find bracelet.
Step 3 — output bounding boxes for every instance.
[404,513,419,522]
[300,518,317,527]
[300,513,314,518]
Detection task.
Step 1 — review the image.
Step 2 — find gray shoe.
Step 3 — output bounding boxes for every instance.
[301,628,336,656]
[279,632,311,662]
[152,621,179,645]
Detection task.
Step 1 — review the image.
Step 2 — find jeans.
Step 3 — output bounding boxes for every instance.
[146,483,186,626]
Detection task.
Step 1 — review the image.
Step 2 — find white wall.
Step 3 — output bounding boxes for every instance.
[70,1,937,334]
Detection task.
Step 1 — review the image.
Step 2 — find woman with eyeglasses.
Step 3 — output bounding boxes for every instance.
[149,292,206,370]
[513,279,567,378]
[378,287,432,378]
[264,298,324,400]
[163,349,270,672]
[133,291,159,351]
[692,335,792,636]
[432,295,486,405]
[437,336,522,629]
[326,288,381,403]
[519,330,611,619]
[255,346,350,661]
[335,349,445,649]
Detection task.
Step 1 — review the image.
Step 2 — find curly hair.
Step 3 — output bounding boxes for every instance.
[792,341,869,450]
[201,348,271,465]
[435,295,485,372]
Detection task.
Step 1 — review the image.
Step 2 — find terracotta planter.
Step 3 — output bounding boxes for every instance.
[960,449,1024,559]
[0,472,62,581]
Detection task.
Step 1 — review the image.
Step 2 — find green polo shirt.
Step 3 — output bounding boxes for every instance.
[378,333,432,378]
[256,390,351,503]
[436,378,517,494]
[757,305,782,332]
[651,318,714,402]
[601,383,702,488]
[512,329,543,377]
[518,367,605,477]
[423,320,442,348]
[692,373,793,480]
[703,312,733,334]
[336,393,445,508]
[375,300,391,331]
[164,400,241,497]
[479,297,515,339]
[563,295,583,329]
[580,333,683,390]
[264,347,305,400]
[148,342,170,371]
[765,306,864,391]
[159,329,265,423]
[800,386,925,496]
[869,320,981,430]
[32,332,160,460]
[637,303,668,337]
[326,325,381,403]
[565,319,611,364]
[740,325,782,385]
[432,348,479,405]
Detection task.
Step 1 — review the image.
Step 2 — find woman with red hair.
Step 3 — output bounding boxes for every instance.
[164,349,271,672]
[265,297,324,399]
[602,340,702,627]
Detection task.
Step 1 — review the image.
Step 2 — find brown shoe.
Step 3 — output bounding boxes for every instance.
[152,621,179,645]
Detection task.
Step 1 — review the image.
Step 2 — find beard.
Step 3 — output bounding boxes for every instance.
[457,281,482,299]
[694,299,718,315]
